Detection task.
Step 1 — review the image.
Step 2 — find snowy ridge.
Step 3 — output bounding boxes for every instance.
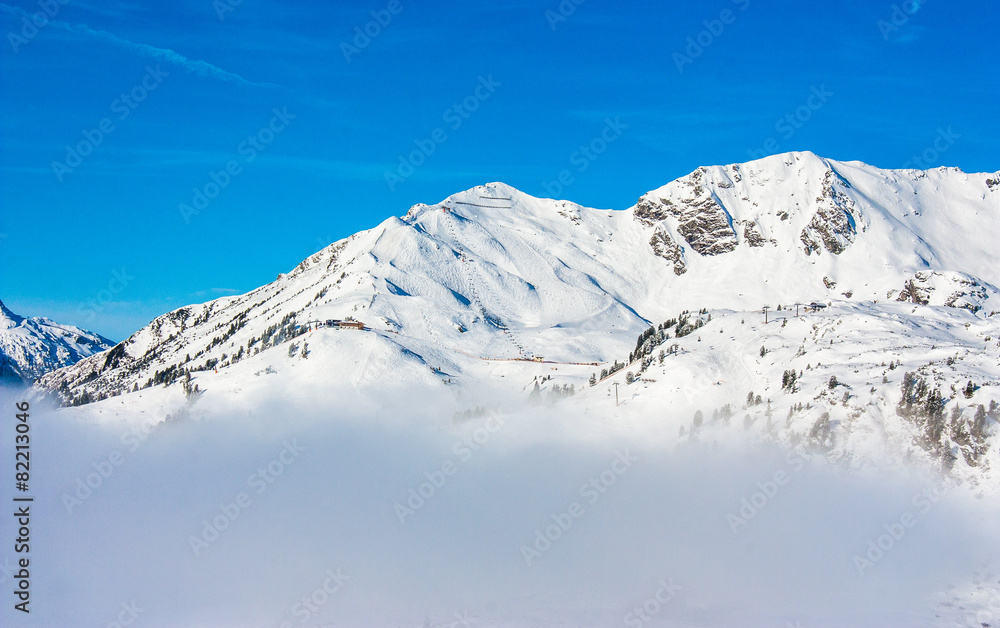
[33,152,1000,487]
[0,300,115,383]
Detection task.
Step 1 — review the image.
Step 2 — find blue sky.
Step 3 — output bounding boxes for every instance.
[1,0,997,340]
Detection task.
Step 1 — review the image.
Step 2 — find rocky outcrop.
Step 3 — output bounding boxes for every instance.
[801,169,858,255]
[633,197,671,227]
[895,271,998,314]
[649,229,687,275]
[742,221,767,247]
[635,168,739,256]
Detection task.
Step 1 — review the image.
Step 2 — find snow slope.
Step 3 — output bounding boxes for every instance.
[0,299,114,383]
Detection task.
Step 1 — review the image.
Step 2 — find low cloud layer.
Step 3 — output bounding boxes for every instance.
[1,388,998,627]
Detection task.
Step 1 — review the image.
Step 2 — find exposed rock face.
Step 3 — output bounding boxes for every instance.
[649,229,687,275]
[633,197,671,227]
[895,271,999,314]
[635,168,738,256]
[801,169,857,255]
[742,221,767,247]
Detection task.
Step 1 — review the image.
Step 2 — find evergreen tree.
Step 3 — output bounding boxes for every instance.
[963,380,976,398]
[529,381,541,405]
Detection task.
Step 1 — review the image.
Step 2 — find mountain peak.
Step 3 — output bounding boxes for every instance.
[0,299,24,327]
[737,150,831,172]
[445,182,530,207]
[401,182,534,222]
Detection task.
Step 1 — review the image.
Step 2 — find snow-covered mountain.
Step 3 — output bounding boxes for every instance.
[0,299,115,383]
[35,151,1000,484]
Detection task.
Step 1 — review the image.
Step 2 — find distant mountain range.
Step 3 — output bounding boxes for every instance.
[0,300,114,384]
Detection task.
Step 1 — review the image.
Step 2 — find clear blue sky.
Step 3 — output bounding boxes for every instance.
[1,0,997,340]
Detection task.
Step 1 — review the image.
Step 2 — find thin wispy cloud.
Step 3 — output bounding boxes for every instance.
[0,3,271,86]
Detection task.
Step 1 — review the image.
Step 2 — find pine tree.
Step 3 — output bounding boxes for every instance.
[963,380,976,398]
[529,382,541,404]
